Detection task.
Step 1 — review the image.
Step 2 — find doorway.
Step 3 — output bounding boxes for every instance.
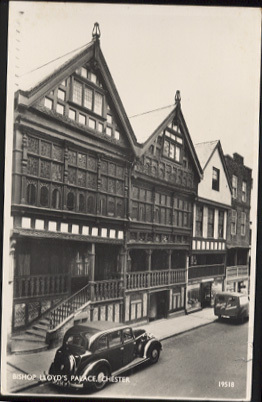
[201,282,212,308]
[149,290,169,321]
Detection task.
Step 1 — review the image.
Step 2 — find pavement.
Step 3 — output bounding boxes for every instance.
[3,308,216,394]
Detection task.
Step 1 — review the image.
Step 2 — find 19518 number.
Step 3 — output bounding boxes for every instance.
[219,381,235,388]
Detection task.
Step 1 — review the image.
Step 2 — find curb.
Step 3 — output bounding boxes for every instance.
[158,319,216,342]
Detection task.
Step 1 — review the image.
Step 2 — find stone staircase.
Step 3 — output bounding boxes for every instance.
[11,283,91,354]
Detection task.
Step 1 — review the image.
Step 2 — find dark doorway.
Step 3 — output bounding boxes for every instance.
[201,282,212,308]
[149,290,169,321]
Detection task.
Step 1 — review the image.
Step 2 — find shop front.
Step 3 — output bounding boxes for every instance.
[187,277,224,312]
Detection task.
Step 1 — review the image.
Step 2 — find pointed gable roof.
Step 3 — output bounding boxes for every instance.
[131,97,202,180]
[195,140,232,190]
[15,24,138,155]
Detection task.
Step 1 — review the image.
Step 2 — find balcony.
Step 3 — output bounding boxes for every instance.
[226,265,249,280]
[126,269,186,290]
[13,274,69,300]
[188,264,225,280]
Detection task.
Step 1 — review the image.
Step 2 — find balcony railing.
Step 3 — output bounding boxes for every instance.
[91,280,122,301]
[126,269,186,290]
[13,274,69,299]
[188,264,225,280]
[226,265,249,279]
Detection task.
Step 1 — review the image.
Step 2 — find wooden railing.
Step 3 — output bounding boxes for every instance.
[126,269,186,290]
[188,264,225,280]
[226,265,249,278]
[92,280,121,301]
[49,283,90,330]
[13,274,69,299]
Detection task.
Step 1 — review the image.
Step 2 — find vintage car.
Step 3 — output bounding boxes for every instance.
[48,321,162,391]
[214,291,249,322]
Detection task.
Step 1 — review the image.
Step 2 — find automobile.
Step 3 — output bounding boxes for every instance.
[48,321,162,391]
[214,291,249,322]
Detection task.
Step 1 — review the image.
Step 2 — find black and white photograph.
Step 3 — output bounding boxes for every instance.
[1,2,261,401]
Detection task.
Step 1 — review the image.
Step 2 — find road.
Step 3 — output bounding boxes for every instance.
[25,319,250,400]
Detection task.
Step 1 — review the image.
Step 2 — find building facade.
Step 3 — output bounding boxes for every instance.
[188,141,232,311]
[224,153,252,293]
[9,25,202,347]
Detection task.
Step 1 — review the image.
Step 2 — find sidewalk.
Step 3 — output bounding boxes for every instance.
[4,308,216,393]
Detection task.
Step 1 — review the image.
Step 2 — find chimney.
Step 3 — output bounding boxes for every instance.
[233,153,244,165]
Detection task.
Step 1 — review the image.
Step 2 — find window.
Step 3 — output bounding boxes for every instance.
[122,328,133,342]
[108,331,122,347]
[88,118,96,130]
[107,114,112,124]
[79,113,86,125]
[241,212,246,236]
[80,67,88,78]
[106,126,112,136]
[52,189,61,209]
[218,210,224,238]
[72,81,82,105]
[242,181,247,202]
[57,89,66,101]
[163,139,181,162]
[96,335,108,351]
[232,175,238,198]
[44,97,53,110]
[231,209,237,235]
[207,208,214,238]
[72,80,103,116]
[98,122,103,133]
[56,103,64,115]
[90,72,97,84]
[69,109,76,120]
[195,206,203,237]
[212,167,220,191]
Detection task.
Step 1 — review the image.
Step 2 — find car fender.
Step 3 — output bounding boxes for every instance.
[143,339,161,358]
[80,359,111,377]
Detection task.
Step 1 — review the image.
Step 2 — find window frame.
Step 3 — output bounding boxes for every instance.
[231,209,237,235]
[207,207,215,238]
[232,175,238,199]
[241,212,246,236]
[242,181,247,202]
[71,77,104,117]
[212,167,220,191]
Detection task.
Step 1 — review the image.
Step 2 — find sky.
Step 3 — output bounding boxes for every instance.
[7,2,261,170]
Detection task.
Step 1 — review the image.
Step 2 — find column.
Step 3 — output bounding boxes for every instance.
[223,211,227,240]
[167,249,172,284]
[88,243,95,301]
[192,203,196,237]
[7,239,16,350]
[146,249,152,287]
[185,253,189,314]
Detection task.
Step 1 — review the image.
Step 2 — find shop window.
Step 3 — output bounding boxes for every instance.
[52,189,61,209]
[232,175,238,198]
[27,184,36,205]
[241,212,246,236]
[39,186,49,207]
[218,210,224,238]
[67,192,75,211]
[231,209,237,235]
[212,167,220,191]
[208,208,214,238]
[242,181,247,202]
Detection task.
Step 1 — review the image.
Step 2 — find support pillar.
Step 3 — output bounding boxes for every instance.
[167,249,172,284]
[185,254,189,314]
[146,249,152,288]
[88,243,95,301]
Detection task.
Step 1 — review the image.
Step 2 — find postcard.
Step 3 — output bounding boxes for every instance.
[1,2,261,401]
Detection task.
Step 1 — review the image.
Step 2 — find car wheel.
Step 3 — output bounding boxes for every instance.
[148,345,160,364]
[92,366,109,391]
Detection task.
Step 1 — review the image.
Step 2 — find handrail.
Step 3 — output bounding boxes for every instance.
[49,283,90,330]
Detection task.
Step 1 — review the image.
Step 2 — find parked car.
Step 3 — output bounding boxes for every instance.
[214,291,249,322]
[48,321,162,391]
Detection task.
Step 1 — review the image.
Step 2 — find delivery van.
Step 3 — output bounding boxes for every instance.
[214,291,249,322]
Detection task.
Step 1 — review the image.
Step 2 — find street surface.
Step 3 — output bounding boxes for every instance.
[24,318,249,400]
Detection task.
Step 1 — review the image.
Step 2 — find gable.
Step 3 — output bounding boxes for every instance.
[134,112,200,192]
[198,147,232,206]
[15,38,137,156]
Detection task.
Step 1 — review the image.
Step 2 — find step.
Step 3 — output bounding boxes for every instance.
[11,334,47,344]
[39,318,51,325]
[26,328,47,339]
[11,339,48,355]
[32,322,49,331]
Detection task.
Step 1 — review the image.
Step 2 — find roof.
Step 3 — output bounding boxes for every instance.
[18,42,92,93]
[216,291,248,298]
[68,321,126,335]
[194,140,219,170]
[130,105,174,144]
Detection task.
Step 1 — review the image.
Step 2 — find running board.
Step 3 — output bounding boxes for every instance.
[112,357,149,377]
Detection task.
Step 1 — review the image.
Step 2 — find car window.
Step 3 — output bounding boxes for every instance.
[217,295,225,302]
[239,296,249,306]
[123,328,133,343]
[96,335,108,351]
[108,331,122,348]
[227,297,237,307]
[65,334,85,348]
